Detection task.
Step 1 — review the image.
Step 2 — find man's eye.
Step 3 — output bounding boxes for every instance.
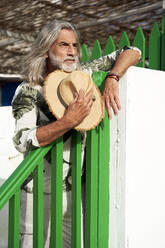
[61,43,68,46]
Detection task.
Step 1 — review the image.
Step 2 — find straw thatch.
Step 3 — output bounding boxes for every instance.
[0,0,163,77]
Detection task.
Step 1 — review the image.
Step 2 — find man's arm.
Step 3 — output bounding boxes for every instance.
[103,49,140,119]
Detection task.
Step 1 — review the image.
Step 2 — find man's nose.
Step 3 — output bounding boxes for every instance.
[67,45,76,56]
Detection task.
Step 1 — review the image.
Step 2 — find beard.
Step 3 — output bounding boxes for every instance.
[48,51,79,72]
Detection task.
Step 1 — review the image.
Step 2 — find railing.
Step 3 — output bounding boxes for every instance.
[0,143,54,247]
[1,13,165,248]
[0,119,110,248]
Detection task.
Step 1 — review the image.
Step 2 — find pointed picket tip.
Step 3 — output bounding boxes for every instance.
[119,31,130,49]
[91,40,102,61]
[133,27,145,67]
[104,36,116,56]
[81,43,90,63]
[133,27,145,45]
[149,22,161,70]
[149,22,160,40]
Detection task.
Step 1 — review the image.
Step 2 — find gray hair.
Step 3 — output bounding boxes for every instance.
[24,20,81,86]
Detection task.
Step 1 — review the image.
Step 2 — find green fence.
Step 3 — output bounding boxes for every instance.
[0,123,110,248]
[0,14,165,248]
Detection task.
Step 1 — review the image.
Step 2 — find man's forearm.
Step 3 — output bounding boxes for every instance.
[111,49,140,78]
[36,116,72,147]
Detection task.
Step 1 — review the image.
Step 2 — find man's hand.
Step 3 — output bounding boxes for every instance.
[37,89,93,147]
[103,77,121,120]
[102,48,141,119]
[64,89,93,128]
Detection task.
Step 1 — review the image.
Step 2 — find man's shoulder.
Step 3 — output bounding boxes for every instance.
[13,81,43,98]
[12,81,45,108]
[16,81,43,93]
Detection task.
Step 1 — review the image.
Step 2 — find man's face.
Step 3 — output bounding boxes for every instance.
[48,29,79,72]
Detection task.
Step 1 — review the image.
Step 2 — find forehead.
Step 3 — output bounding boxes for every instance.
[56,29,77,43]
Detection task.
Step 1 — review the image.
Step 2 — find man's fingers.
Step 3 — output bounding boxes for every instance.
[77,89,93,105]
[114,95,121,111]
[110,96,118,115]
[77,89,85,103]
[105,93,121,119]
[70,92,78,104]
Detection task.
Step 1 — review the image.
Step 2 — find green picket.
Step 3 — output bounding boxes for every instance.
[91,69,110,248]
[90,35,111,248]
[50,138,63,248]
[33,160,44,248]
[161,11,165,71]
[149,22,161,70]
[133,27,145,67]
[81,43,90,63]
[85,129,99,248]
[91,40,102,61]
[71,131,82,248]
[104,35,116,55]
[97,112,110,248]
[118,31,130,49]
[85,39,102,248]
[8,190,20,248]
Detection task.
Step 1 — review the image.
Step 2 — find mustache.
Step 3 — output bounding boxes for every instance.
[63,56,78,62]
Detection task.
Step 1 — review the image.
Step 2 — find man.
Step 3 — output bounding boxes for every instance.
[12,20,141,247]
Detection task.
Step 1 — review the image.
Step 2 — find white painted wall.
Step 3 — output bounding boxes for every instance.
[109,66,165,248]
[0,106,23,247]
[0,106,23,182]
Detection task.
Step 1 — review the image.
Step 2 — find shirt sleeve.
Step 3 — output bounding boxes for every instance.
[12,83,40,153]
[81,46,142,75]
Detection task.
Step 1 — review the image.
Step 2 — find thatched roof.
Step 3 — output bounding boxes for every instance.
[0,0,163,77]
